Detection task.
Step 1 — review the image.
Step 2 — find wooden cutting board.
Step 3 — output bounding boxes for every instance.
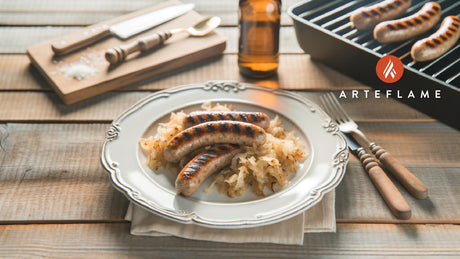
[26,0,227,104]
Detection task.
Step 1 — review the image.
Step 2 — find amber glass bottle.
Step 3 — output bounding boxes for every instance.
[238,0,281,78]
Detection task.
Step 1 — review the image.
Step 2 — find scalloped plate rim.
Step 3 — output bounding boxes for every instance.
[101,81,349,229]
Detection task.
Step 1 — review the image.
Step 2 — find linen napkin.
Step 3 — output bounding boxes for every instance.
[125,190,335,245]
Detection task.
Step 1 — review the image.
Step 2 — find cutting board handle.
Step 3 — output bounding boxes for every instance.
[105,30,173,65]
[51,25,112,55]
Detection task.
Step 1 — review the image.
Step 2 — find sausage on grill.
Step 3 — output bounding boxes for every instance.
[411,16,460,62]
[350,0,412,30]
[374,2,442,43]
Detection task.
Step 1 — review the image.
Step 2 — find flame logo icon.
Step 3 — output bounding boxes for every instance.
[377,55,403,83]
[383,59,396,79]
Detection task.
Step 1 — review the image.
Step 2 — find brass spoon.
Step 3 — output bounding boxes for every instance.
[105,16,221,65]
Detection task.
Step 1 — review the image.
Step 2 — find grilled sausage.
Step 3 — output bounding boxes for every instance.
[163,121,266,162]
[184,111,270,129]
[374,2,441,43]
[350,0,411,30]
[411,16,460,62]
[176,144,242,196]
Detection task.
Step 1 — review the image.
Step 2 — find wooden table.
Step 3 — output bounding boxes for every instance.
[1,0,459,257]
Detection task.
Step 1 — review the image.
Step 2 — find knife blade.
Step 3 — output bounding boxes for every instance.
[343,133,412,220]
[51,3,195,55]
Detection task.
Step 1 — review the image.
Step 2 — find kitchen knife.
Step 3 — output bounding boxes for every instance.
[344,133,411,220]
[51,3,195,55]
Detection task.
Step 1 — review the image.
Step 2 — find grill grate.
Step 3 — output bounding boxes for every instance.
[297,0,460,88]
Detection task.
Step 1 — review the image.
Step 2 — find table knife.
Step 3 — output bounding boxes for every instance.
[344,133,412,220]
[51,3,195,55]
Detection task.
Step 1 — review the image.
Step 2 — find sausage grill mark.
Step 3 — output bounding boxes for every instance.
[351,0,412,30]
[360,0,409,18]
[411,16,460,62]
[174,122,257,146]
[374,2,442,43]
[194,127,202,136]
[183,132,192,140]
[183,111,270,129]
[181,145,238,180]
[232,123,241,133]
[206,123,215,132]
[385,2,441,31]
[220,122,229,132]
[187,116,195,124]
[175,144,242,196]
[425,16,460,48]
[229,113,237,121]
[164,121,266,162]
[245,126,255,137]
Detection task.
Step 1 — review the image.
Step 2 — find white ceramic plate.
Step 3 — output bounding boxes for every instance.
[101,81,348,228]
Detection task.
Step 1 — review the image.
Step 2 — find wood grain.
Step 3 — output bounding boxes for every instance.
[337,164,460,223]
[0,54,365,92]
[0,0,296,13]
[0,223,459,257]
[1,0,459,255]
[0,0,299,26]
[0,123,458,222]
[352,121,460,166]
[0,27,302,54]
[0,91,435,122]
[0,123,129,222]
[0,12,295,27]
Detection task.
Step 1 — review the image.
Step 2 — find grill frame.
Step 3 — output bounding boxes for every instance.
[288,0,460,130]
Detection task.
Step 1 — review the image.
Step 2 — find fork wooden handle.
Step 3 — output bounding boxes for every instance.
[105,30,173,65]
[358,148,412,220]
[370,143,428,199]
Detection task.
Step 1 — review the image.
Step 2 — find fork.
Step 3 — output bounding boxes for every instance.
[320,93,428,199]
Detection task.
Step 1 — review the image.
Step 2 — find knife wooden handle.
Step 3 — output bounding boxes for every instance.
[105,30,173,65]
[370,143,428,199]
[51,25,111,55]
[357,148,412,220]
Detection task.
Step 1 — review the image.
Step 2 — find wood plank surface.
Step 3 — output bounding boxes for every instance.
[0,0,298,26]
[3,122,457,166]
[0,27,302,54]
[337,164,460,223]
[1,0,459,254]
[0,12,296,27]
[0,123,458,222]
[0,54,365,92]
[0,91,434,122]
[0,223,459,257]
[0,123,129,222]
[0,0,279,13]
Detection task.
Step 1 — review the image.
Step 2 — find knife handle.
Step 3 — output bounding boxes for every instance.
[105,30,173,65]
[370,143,428,199]
[51,25,112,55]
[357,148,412,220]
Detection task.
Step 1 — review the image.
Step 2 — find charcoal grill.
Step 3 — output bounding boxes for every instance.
[289,0,460,130]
